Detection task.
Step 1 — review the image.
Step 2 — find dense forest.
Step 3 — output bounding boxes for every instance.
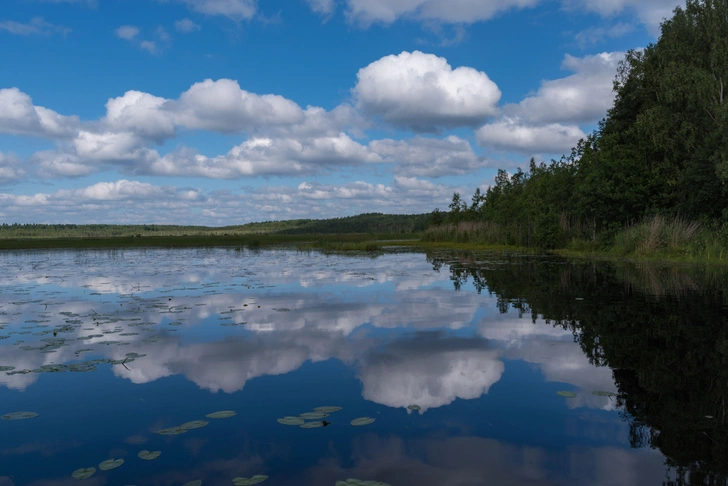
[427,0,728,260]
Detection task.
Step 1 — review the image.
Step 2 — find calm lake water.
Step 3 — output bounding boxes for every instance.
[0,248,726,486]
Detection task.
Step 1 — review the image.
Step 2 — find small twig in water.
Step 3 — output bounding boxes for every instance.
[121,357,130,371]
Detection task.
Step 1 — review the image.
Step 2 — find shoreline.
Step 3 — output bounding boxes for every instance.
[1,234,725,267]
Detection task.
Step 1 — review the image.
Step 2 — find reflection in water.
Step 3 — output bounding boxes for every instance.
[429,250,728,485]
[0,248,723,484]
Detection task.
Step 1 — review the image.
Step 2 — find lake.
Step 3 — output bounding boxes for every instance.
[0,247,725,486]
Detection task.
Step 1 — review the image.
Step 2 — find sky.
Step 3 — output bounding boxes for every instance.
[0,0,684,225]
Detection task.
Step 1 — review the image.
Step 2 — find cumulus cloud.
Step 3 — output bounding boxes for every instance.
[475,52,622,155]
[171,79,305,132]
[0,88,80,138]
[476,118,585,154]
[143,133,382,178]
[371,135,486,177]
[0,17,70,36]
[505,52,624,125]
[174,18,201,32]
[342,0,539,25]
[353,51,501,132]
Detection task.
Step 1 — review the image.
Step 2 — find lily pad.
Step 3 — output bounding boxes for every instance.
[592,391,618,397]
[138,450,161,461]
[277,416,305,426]
[156,426,187,435]
[0,366,15,372]
[183,481,202,486]
[556,391,577,398]
[407,404,421,411]
[180,420,209,430]
[99,458,124,471]
[72,467,96,480]
[206,410,237,419]
[232,475,269,485]
[2,411,38,420]
[313,406,342,413]
[350,417,376,426]
[300,421,324,428]
[336,480,392,486]
[299,412,328,420]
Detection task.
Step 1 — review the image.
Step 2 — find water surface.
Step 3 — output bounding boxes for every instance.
[0,248,725,485]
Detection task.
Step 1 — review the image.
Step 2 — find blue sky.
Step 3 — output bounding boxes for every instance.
[0,0,680,225]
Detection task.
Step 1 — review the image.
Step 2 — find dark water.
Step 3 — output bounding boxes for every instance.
[0,248,726,486]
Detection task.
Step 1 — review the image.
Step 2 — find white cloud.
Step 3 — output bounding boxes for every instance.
[371,135,486,177]
[174,0,258,21]
[0,17,70,36]
[174,18,201,32]
[358,334,504,412]
[0,152,25,184]
[505,52,624,125]
[565,0,684,34]
[115,25,139,40]
[342,0,539,25]
[0,88,80,138]
[144,133,382,178]
[103,90,175,141]
[171,78,305,133]
[476,118,585,154]
[0,176,459,223]
[353,51,501,132]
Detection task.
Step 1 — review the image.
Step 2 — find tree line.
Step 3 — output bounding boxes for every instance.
[430,0,728,254]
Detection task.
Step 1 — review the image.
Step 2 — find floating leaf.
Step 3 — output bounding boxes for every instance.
[99,458,124,471]
[336,479,392,486]
[592,391,618,397]
[350,417,375,426]
[206,410,236,419]
[299,412,327,420]
[183,481,202,486]
[0,366,15,372]
[156,426,187,436]
[2,411,38,420]
[300,421,324,429]
[277,416,305,426]
[138,450,161,460]
[180,420,209,430]
[313,406,342,413]
[232,475,268,485]
[72,467,96,480]
[556,391,577,398]
[407,404,421,411]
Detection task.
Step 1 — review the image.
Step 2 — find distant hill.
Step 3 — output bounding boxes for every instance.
[0,213,430,239]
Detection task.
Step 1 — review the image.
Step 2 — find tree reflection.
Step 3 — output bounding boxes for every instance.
[427,250,728,485]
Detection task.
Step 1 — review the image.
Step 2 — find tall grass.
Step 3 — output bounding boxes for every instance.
[425,215,728,263]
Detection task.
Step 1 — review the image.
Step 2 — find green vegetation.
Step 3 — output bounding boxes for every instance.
[0,213,428,239]
[427,0,728,263]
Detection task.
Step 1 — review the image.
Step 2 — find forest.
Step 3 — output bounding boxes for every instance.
[426,0,728,261]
